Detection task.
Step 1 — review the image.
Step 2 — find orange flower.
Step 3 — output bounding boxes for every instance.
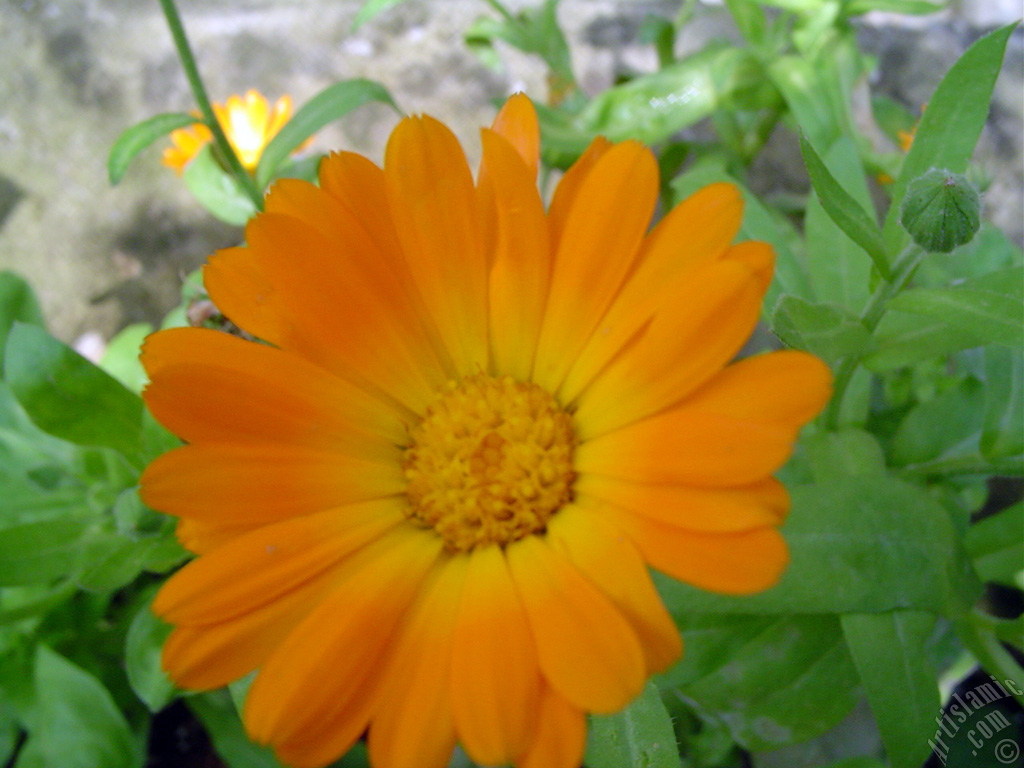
[140,94,832,768]
[162,89,301,174]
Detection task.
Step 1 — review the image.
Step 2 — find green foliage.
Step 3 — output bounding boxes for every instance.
[254,79,400,189]
[586,682,683,768]
[182,144,257,225]
[107,112,197,184]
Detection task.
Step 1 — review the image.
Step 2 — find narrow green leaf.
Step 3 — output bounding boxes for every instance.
[800,133,890,279]
[662,614,859,751]
[0,272,44,377]
[723,0,767,45]
[182,145,257,226]
[981,347,1024,458]
[0,517,91,586]
[842,611,940,768]
[256,80,400,188]
[967,502,1024,585]
[350,0,408,30]
[845,0,944,13]
[108,112,197,184]
[655,476,978,615]
[882,23,1017,253]
[771,296,872,363]
[586,682,683,768]
[889,286,1023,348]
[4,323,144,459]
[33,645,140,768]
[125,590,176,712]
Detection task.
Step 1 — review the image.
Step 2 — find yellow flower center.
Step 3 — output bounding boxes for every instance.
[402,374,577,552]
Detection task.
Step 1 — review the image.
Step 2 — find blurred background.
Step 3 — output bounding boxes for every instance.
[0,0,1020,352]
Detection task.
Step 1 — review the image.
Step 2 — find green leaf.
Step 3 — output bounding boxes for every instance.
[573,46,764,147]
[108,112,197,184]
[350,0,408,30]
[662,614,859,751]
[32,645,140,768]
[771,296,872,363]
[585,682,683,768]
[74,533,164,593]
[4,323,144,459]
[255,80,400,188]
[802,428,887,480]
[0,517,91,586]
[844,0,944,13]
[882,23,1017,253]
[181,144,256,225]
[125,590,176,712]
[890,377,984,465]
[866,310,984,370]
[189,690,286,768]
[888,286,1022,349]
[0,272,45,377]
[800,133,889,281]
[967,502,1024,585]
[655,476,978,615]
[981,347,1024,459]
[842,611,940,768]
[723,0,767,46]
[99,323,152,394]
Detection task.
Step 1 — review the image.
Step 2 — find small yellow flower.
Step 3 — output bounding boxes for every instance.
[162,89,301,175]
[142,95,832,768]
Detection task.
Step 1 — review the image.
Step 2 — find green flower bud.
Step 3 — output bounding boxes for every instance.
[900,168,981,253]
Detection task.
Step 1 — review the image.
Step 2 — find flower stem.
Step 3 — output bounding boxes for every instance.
[953,612,1024,708]
[823,245,923,429]
[158,0,264,210]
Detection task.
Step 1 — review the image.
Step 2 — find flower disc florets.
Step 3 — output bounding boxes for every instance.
[402,374,577,551]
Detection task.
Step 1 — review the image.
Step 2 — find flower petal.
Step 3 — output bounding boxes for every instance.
[507,535,645,713]
[546,136,612,252]
[575,475,789,531]
[575,351,832,486]
[569,257,765,435]
[242,211,449,414]
[161,564,335,691]
[153,499,405,625]
[533,141,658,392]
[451,546,540,766]
[604,506,789,594]
[140,444,405,525]
[490,93,540,177]
[517,683,586,768]
[547,504,681,674]
[385,115,488,374]
[244,526,443,746]
[203,245,286,344]
[368,555,467,768]
[482,128,552,381]
[142,326,405,452]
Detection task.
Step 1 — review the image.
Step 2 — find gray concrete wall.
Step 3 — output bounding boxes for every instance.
[0,0,1020,347]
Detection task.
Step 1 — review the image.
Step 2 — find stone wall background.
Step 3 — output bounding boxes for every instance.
[0,0,1020,349]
